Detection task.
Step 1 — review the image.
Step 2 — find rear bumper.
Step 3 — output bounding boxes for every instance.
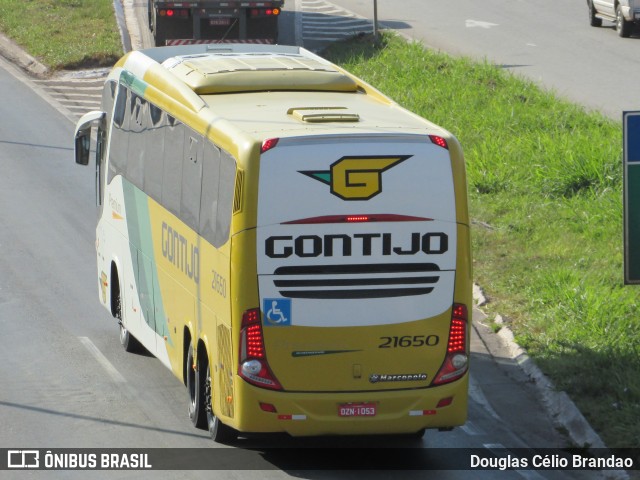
[224,373,469,437]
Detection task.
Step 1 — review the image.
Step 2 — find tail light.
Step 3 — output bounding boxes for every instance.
[238,308,282,390]
[283,214,432,224]
[429,135,448,149]
[159,9,189,18]
[432,304,469,385]
[250,8,281,17]
[260,137,279,153]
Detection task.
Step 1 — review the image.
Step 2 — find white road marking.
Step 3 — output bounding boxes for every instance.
[466,19,499,29]
[79,337,127,383]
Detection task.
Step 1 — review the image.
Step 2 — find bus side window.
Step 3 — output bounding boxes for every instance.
[181,130,203,232]
[216,151,236,246]
[98,81,116,211]
[200,143,236,248]
[162,115,184,218]
[109,84,130,183]
[144,103,165,202]
[200,141,221,246]
[126,93,147,190]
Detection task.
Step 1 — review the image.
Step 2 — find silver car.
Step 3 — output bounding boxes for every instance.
[588,0,640,37]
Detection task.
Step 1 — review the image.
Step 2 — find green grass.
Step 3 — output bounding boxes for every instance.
[324,34,640,449]
[0,0,122,70]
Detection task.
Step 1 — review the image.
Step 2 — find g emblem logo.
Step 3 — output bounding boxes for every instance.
[301,155,410,200]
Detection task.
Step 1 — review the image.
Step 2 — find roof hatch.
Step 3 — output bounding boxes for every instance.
[161,53,359,94]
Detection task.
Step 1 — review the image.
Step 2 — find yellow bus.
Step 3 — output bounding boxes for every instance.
[74,44,472,442]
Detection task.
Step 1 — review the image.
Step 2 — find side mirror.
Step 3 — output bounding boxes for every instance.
[75,126,91,165]
[74,111,106,166]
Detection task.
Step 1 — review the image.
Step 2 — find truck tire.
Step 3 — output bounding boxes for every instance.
[588,1,602,27]
[616,4,633,37]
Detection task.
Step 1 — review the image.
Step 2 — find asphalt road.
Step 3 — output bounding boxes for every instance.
[328,0,640,120]
[0,2,613,479]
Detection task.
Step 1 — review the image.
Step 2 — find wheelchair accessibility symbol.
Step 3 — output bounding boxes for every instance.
[263,298,292,326]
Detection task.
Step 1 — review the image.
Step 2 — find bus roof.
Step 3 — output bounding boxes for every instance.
[114,44,446,141]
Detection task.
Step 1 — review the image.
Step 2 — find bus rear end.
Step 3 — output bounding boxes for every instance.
[232,133,471,436]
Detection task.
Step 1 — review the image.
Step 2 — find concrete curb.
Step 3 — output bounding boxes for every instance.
[473,284,606,450]
[473,284,630,480]
[0,32,49,78]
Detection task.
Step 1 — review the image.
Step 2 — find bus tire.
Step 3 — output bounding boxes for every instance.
[119,323,141,353]
[205,364,238,443]
[113,268,141,353]
[187,340,207,429]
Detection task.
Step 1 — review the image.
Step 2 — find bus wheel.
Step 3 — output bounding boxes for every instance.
[119,322,141,353]
[187,340,207,429]
[205,364,237,444]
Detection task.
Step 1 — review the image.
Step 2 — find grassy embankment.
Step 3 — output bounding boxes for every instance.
[1,0,637,449]
[0,0,122,70]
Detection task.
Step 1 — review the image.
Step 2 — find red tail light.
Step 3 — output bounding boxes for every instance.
[250,8,281,17]
[238,308,282,390]
[159,9,188,18]
[282,214,432,224]
[261,138,279,153]
[429,135,448,149]
[432,304,469,385]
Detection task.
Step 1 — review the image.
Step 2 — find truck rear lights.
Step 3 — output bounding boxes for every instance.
[250,8,281,17]
[432,304,469,385]
[239,308,282,390]
[159,9,188,17]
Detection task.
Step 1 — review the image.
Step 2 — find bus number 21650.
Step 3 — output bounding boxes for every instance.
[378,335,440,348]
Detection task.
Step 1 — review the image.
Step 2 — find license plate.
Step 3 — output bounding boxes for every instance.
[210,18,231,26]
[338,403,376,417]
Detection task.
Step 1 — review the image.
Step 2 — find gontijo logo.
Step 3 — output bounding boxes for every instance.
[300,155,411,200]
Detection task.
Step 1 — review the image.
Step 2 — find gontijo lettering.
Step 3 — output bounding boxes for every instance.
[161,222,199,284]
[265,232,448,258]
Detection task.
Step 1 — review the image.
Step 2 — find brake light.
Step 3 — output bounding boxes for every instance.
[159,9,188,17]
[429,135,448,149]
[238,308,282,390]
[261,138,279,153]
[250,8,281,17]
[282,214,432,224]
[432,304,469,385]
